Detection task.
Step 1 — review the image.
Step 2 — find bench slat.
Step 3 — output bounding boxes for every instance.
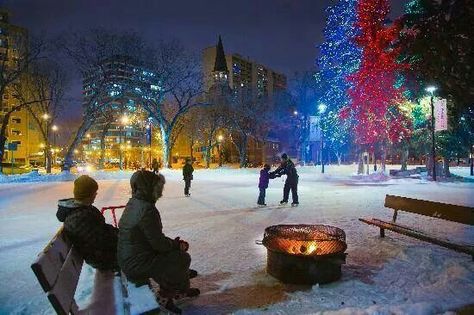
[385,195,474,225]
[47,245,84,315]
[359,218,474,256]
[31,227,71,292]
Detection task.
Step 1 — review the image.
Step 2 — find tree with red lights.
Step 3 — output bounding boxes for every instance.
[342,0,411,173]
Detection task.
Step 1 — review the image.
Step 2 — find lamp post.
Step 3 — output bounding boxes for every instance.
[425,86,437,181]
[217,135,224,167]
[318,103,327,174]
[52,125,58,166]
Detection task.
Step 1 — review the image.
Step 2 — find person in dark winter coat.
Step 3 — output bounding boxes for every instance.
[182,158,194,197]
[117,170,199,313]
[257,164,272,206]
[270,153,299,206]
[56,175,118,271]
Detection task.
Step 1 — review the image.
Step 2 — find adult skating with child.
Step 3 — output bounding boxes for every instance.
[270,153,299,206]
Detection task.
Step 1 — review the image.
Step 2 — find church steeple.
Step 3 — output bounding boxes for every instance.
[214,35,228,73]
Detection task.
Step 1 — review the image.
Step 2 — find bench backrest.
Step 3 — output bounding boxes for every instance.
[385,194,474,226]
[31,227,84,315]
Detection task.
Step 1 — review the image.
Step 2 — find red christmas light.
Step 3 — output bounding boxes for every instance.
[344,0,411,148]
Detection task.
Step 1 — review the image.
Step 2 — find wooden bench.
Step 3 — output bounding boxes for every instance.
[359,194,474,260]
[31,227,123,315]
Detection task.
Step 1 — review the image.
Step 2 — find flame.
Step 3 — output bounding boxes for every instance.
[306,243,318,254]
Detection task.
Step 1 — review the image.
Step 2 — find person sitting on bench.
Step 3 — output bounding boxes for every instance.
[117,170,199,314]
[56,175,119,271]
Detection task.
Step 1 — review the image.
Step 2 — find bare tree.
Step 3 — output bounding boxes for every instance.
[142,40,206,168]
[0,34,46,172]
[58,29,154,171]
[14,60,68,173]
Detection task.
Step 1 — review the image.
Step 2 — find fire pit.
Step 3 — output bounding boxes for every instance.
[258,224,347,285]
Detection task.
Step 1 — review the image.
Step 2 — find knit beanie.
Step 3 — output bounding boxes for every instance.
[281,153,288,160]
[74,175,98,200]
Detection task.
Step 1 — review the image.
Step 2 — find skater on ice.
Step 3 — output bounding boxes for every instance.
[56,175,119,271]
[117,170,199,314]
[257,163,272,206]
[182,157,194,197]
[270,153,299,206]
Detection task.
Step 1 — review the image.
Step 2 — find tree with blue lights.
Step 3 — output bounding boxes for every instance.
[315,0,361,163]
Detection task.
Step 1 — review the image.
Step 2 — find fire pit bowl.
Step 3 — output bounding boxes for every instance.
[259,224,347,285]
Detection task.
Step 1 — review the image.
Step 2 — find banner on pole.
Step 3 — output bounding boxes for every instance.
[309,116,321,142]
[434,98,448,131]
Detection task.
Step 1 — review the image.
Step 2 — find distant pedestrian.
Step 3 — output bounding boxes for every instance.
[270,153,299,206]
[257,164,272,206]
[183,158,194,197]
[152,158,160,174]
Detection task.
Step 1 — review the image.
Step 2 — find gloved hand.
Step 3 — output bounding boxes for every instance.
[175,237,189,252]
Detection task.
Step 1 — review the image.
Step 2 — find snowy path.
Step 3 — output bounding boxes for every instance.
[0,166,473,314]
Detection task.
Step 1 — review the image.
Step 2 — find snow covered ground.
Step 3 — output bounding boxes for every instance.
[0,165,473,315]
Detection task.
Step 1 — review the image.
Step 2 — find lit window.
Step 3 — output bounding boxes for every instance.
[11,129,22,136]
[11,117,21,123]
[150,85,160,91]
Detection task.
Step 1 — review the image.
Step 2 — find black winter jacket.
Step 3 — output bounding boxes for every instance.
[56,199,118,271]
[183,164,194,180]
[117,173,180,278]
[271,159,299,184]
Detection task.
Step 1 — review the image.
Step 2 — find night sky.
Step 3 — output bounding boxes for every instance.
[2,0,405,127]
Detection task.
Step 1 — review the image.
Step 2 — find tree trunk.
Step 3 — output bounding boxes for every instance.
[365,151,369,175]
[62,118,96,171]
[98,124,109,170]
[357,152,364,174]
[335,152,342,166]
[443,157,451,177]
[0,111,13,173]
[381,146,386,173]
[372,152,377,172]
[159,125,171,169]
[400,147,409,171]
[239,145,247,168]
[46,146,52,174]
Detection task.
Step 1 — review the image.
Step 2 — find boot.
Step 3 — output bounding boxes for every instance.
[157,289,182,314]
[189,269,198,279]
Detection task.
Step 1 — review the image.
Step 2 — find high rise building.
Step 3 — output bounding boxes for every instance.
[0,9,42,166]
[82,55,161,167]
[203,37,287,98]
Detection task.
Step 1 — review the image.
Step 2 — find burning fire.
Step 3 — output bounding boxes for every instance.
[299,242,318,255]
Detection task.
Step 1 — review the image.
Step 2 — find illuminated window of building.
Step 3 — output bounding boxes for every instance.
[11,117,21,123]
[11,129,22,136]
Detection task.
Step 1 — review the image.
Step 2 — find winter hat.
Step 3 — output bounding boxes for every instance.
[74,175,98,200]
[264,163,271,170]
[281,153,288,160]
[130,170,165,202]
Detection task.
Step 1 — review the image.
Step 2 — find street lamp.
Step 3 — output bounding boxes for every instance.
[51,125,58,165]
[318,103,327,174]
[217,135,224,167]
[425,85,437,181]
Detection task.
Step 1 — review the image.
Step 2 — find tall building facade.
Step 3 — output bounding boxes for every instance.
[203,39,287,98]
[82,55,161,167]
[0,10,42,165]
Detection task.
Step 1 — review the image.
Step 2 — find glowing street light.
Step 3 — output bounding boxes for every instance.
[425,86,437,94]
[42,113,49,120]
[293,110,298,116]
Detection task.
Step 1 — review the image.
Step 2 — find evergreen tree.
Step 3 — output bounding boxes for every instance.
[315,0,361,160]
[342,0,410,151]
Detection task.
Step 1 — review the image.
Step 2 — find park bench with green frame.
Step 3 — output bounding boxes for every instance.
[359,194,474,260]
